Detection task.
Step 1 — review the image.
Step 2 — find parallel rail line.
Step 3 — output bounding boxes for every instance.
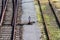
[0,0,8,26]
[1,0,59,40]
[48,0,60,28]
[38,0,60,40]
[11,0,18,40]
[0,0,22,40]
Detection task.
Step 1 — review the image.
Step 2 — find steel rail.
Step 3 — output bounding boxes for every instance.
[38,0,50,40]
[11,0,18,40]
[48,0,60,28]
[0,0,8,26]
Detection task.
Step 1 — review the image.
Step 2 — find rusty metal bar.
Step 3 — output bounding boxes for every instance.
[11,0,18,40]
[0,0,8,26]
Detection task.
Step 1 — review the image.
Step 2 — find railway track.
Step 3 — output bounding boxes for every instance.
[0,0,23,40]
[0,0,59,40]
[0,0,8,26]
[37,0,60,40]
[48,0,60,28]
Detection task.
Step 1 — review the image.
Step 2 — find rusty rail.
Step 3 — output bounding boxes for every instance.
[0,0,8,26]
[11,0,18,40]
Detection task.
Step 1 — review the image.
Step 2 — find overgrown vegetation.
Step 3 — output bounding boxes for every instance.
[34,0,60,40]
[44,14,60,40]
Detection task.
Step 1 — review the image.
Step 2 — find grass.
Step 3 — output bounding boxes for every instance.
[34,0,60,40]
[34,0,47,40]
[44,14,60,40]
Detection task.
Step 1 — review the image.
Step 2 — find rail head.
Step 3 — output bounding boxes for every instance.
[0,0,8,26]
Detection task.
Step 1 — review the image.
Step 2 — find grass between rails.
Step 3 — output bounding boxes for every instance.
[44,14,60,40]
[34,0,60,40]
[41,3,60,40]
